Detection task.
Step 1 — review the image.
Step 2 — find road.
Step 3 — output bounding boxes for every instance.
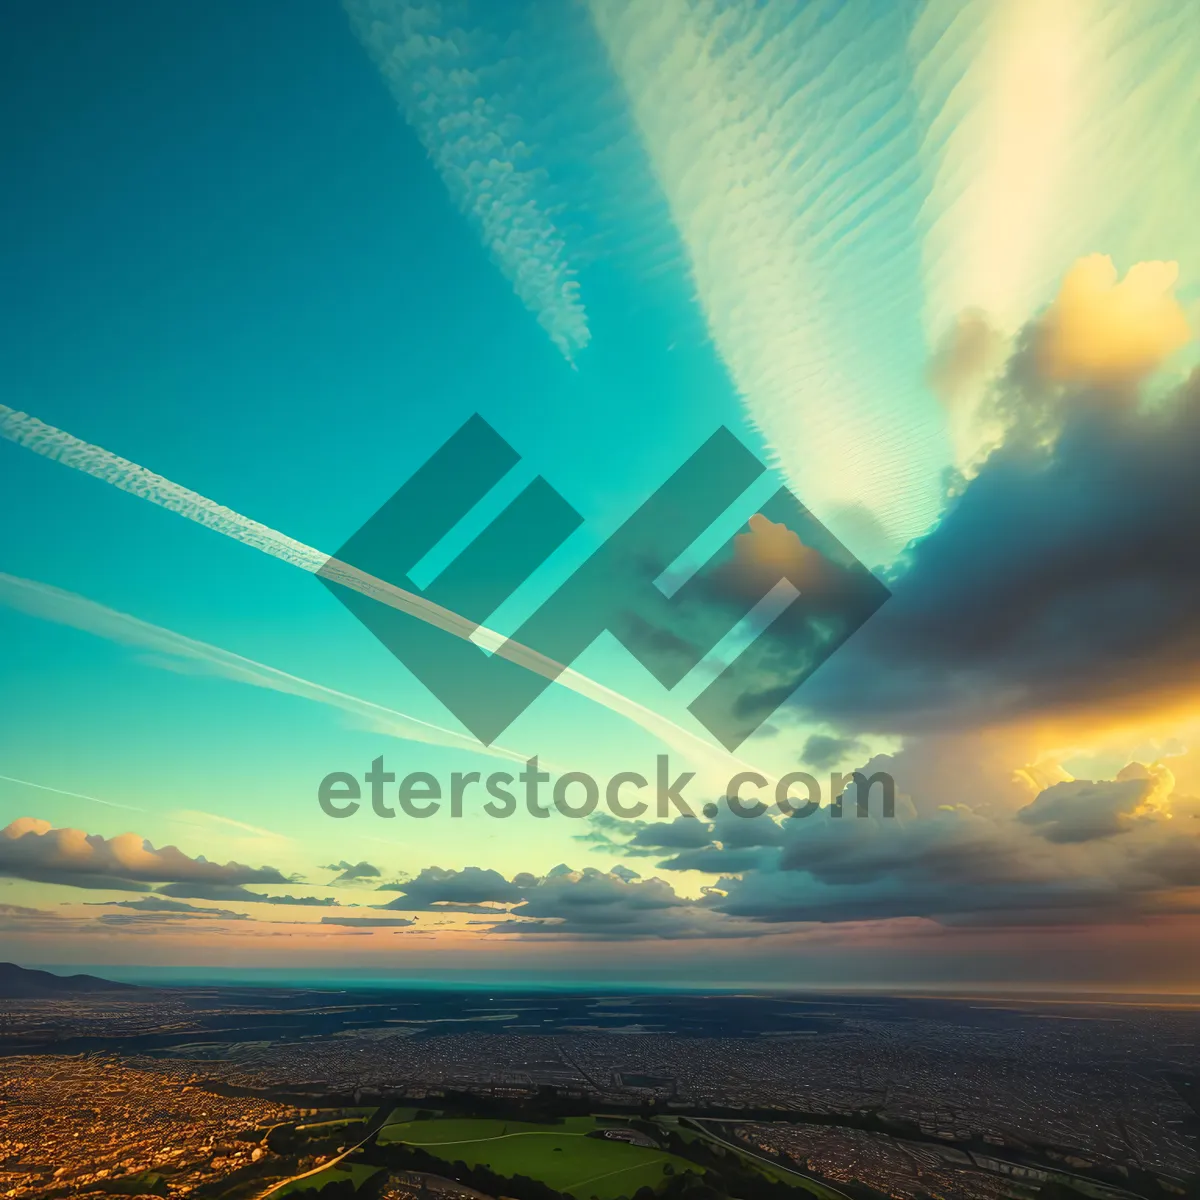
[256,1104,398,1199]
[256,1136,371,1199]
[682,1117,854,1200]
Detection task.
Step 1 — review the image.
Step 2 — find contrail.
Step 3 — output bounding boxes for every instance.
[0,405,767,788]
[0,772,143,812]
[0,572,529,767]
[0,403,520,645]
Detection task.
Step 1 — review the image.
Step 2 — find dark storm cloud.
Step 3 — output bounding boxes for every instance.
[791,361,1200,733]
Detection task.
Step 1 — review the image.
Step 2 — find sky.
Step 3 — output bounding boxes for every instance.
[2,0,1200,991]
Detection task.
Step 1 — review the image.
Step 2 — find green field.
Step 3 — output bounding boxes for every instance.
[377,1116,697,1199]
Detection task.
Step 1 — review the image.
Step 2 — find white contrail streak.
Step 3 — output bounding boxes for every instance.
[0,772,143,812]
[0,571,528,766]
[0,404,765,788]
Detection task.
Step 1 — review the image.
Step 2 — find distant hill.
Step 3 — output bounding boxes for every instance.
[0,962,139,998]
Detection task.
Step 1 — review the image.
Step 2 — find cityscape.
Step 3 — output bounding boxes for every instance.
[2,968,1198,1199]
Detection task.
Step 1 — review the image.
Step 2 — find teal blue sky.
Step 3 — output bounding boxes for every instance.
[0,0,753,820]
[0,0,821,922]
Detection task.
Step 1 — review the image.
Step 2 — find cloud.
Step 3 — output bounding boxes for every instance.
[789,354,1200,735]
[155,883,338,906]
[375,865,529,912]
[926,309,1005,409]
[344,0,589,361]
[624,816,715,854]
[910,3,1200,349]
[324,860,381,883]
[0,903,68,933]
[1038,255,1190,386]
[97,901,251,926]
[589,0,945,558]
[624,758,1200,928]
[625,809,786,876]
[911,0,1200,467]
[484,865,759,940]
[92,896,245,918]
[801,734,868,772]
[1016,776,1154,843]
[365,861,763,939]
[911,0,1091,343]
[497,867,686,935]
[0,818,290,892]
[572,811,643,853]
[441,739,1200,933]
[319,915,416,928]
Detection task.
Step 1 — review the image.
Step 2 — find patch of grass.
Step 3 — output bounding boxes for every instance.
[379,1107,423,1126]
[378,1116,695,1199]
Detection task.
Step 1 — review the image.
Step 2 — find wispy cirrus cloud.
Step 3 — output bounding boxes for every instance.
[344,0,589,361]
[589,0,946,561]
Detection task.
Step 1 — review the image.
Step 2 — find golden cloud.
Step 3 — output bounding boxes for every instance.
[1038,254,1191,385]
